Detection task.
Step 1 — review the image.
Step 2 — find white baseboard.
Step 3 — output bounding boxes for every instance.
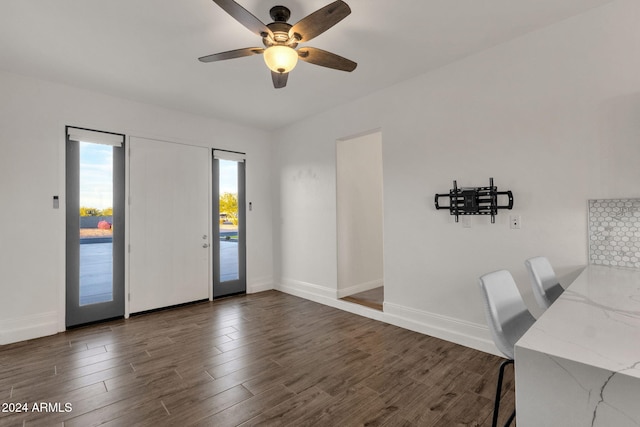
[336,279,383,299]
[0,311,59,345]
[276,279,500,356]
[277,278,338,300]
[247,277,274,294]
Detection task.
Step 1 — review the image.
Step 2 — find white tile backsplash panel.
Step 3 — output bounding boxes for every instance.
[588,199,640,269]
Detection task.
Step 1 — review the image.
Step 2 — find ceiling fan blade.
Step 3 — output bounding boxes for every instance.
[289,1,351,42]
[212,0,273,38]
[298,47,357,72]
[271,71,288,89]
[198,47,264,63]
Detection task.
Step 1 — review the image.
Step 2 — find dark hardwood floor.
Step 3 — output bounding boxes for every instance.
[0,291,514,426]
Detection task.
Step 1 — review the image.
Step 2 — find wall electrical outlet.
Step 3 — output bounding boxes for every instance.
[462,216,472,228]
[510,215,521,229]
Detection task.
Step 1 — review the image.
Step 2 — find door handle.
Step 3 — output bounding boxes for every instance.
[202,243,209,248]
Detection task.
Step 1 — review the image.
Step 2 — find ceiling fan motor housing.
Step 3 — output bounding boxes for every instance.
[264,23,297,47]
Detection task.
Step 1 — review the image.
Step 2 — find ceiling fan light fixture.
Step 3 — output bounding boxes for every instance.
[263,45,298,73]
[201,1,356,88]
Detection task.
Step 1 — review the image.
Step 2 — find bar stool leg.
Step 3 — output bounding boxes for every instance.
[492,359,514,427]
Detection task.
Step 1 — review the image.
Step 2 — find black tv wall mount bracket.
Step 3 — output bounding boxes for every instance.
[434,178,513,223]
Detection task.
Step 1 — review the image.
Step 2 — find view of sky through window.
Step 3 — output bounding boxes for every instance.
[219,159,238,194]
[80,142,113,210]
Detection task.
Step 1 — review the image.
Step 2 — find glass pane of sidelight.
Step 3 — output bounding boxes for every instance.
[79,141,114,305]
[218,159,239,282]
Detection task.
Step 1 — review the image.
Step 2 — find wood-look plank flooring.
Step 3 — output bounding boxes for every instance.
[341,287,384,311]
[0,291,514,426]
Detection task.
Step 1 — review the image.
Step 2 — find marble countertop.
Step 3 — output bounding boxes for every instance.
[516,265,640,379]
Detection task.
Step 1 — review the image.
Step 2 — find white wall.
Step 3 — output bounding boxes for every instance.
[336,131,384,297]
[3,0,640,353]
[0,71,274,344]
[273,0,640,353]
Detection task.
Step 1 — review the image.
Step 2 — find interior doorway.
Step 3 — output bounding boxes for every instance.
[336,131,384,310]
[65,127,125,327]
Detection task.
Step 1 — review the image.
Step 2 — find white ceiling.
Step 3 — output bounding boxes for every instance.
[0,0,612,131]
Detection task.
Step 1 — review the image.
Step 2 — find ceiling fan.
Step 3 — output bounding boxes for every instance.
[199,0,357,88]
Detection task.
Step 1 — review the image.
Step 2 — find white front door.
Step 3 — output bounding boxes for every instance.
[129,137,210,313]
